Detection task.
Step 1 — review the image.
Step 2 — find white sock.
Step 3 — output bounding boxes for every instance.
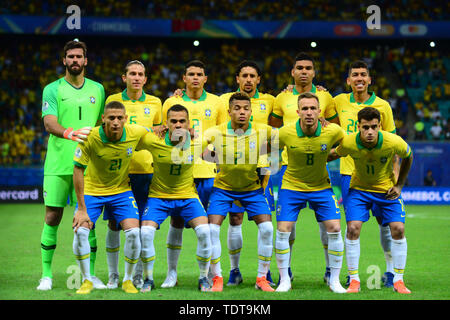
[319,222,330,269]
[379,224,394,274]
[391,237,407,283]
[227,224,243,270]
[105,228,120,277]
[327,231,344,283]
[140,226,156,281]
[345,237,360,281]
[195,224,212,279]
[73,227,92,281]
[209,223,222,277]
[289,223,296,266]
[275,229,290,283]
[123,228,141,282]
[166,225,183,274]
[257,221,273,277]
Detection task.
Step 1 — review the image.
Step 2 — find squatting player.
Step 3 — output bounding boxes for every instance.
[203,92,278,292]
[275,92,346,293]
[332,60,398,287]
[38,39,105,291]
[160,60,227,288]
[219,60,276,286]
[72,101,149,294]
[329,107,413,294]
[136,104,213,292]
[103,60,162,289]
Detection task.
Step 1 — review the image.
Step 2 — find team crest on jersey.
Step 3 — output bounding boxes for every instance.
[187,154,194,163]
[249,141,256,150]
[321,144,328,151]
[126,147,133,157]
[90,96,96,104]
[74,147,82,159]
[260,103,266,111]
[380,156,387,164]
[43,101,49,112]
[144,107,150,115]
[205,108,212,118]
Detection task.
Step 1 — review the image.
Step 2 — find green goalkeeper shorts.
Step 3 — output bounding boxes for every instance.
[43,175,76,207]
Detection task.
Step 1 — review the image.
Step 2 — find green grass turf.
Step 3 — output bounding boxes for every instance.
[0,204,449,300]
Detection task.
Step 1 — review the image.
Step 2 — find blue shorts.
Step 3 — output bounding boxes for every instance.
[277,165,288,192]
[345,188,406,226]
[79,191,139,229]
[276,188,341,222]
[340,174,381,217]
[229,170,275,213]
[142,197,206,228]
[206,187,272,220]
[129,173,153,215]
[194,178,215,209]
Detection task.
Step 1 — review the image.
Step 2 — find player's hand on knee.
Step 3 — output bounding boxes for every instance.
[73,209,92,232]
[64,126,92,143]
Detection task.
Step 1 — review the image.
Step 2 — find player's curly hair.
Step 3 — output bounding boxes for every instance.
[358,107,380,123]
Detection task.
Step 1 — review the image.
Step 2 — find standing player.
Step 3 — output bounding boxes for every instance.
[38,40,105,291]
[204,92,278,292]
[219,60,276,286]
[160,60,227,288]
[275,92,346,293]
[137,104,212,292]
[103,60,162,289]
[332,60,398,287]
[329,107,413,294]
[268,52,338,284]
[72,101,149,294]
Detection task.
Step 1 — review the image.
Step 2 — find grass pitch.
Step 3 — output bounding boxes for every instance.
[0,204,449,301]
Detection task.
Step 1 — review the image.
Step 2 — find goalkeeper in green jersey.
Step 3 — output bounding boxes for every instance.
[37,40,105,291]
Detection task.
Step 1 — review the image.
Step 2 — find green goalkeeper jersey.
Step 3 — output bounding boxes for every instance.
[42,77,105,175]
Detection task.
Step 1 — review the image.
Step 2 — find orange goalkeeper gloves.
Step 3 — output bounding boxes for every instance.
[63,126,92,143]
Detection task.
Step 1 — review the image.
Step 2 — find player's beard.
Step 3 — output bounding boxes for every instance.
[67,63,84,76]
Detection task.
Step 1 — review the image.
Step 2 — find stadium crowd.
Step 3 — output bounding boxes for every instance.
[0,37,448,166]
[1,0,449,21]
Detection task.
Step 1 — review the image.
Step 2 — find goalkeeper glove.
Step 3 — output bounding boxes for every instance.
[63,126,92,143]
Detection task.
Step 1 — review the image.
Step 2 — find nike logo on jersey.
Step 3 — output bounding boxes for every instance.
[158,155,167,158]
[290,146,298,149]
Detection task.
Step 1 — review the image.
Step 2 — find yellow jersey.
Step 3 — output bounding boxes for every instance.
[220,89,274,124]
[162,89,227,178]
[333,92,396,175]
[105,89,162,174]
[73,124,150,196]
[272,85,337,165]
[137,131,204,199]
[336,131,412,193]
[279,122,344,192]
[204,121,277,192]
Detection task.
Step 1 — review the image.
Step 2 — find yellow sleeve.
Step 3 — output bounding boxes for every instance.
[271,94,284,119]
[393,135,412,159]
[381,102,396,133]
[335,136,351,157]
[136,131,158,152]
[73,140,90,168]
[216,98,228,125]
[323,93,338,121]
[153,98,163,125]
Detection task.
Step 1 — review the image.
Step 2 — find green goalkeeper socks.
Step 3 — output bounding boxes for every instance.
[40,223,59,278]
[88,229,98,277]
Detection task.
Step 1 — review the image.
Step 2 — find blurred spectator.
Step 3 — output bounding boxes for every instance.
[424,169,437,187]
[430,121,443,140]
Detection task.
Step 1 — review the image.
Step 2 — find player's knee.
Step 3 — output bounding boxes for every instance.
[195,224,211,245]
[124,227,140,243]
[45,206,63,226]
[229,213,243,226]
[389,224,404,240]
[346,223,361,239]
[258,221,273,240]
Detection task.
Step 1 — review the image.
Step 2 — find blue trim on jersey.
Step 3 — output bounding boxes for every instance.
[276,188,340,222]
[345,188,406,226]
[207,187,272,220]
